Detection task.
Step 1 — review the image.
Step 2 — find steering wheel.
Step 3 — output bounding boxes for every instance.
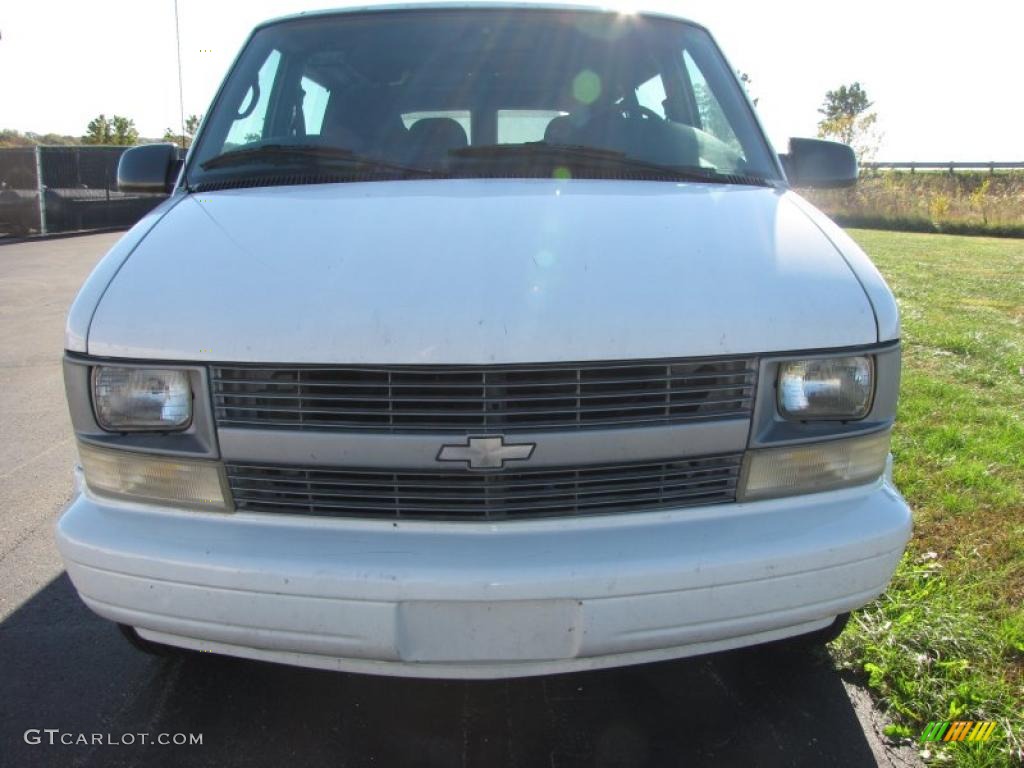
[584,102,662,126]
[623,105,662,122]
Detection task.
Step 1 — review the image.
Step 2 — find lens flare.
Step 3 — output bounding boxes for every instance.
[572,70,602,104]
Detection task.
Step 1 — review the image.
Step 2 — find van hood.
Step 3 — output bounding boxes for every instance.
[86,180,877,364]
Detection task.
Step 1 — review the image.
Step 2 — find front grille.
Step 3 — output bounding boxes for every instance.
[226,454,743,520]
[212,357,757,433]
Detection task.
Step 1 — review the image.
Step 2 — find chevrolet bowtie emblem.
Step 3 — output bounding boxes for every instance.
[437,436,536,470]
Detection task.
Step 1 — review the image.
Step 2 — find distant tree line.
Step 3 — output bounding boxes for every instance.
[1,112,202,149]
[0,129,82,147]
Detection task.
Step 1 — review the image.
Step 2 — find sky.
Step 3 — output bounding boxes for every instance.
[1,0,1021,160]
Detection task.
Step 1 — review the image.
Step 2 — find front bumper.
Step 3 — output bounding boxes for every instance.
[56,470,911,679]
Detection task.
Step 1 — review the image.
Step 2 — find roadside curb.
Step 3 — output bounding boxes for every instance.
[0,227,129,247]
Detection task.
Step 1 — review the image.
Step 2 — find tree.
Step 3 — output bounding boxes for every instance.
[83,115,112,144]
[0,129,36,147]
[110,115,139,145]
[82,114,139,146]
[163,114,202,148]
[817,82,880,161]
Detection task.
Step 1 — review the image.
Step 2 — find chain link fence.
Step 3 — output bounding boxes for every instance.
[0,146,167,238]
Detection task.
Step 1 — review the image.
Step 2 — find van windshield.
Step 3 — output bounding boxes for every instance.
[188,9,781,189]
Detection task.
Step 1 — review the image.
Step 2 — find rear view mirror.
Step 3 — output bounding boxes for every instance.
[117,143,181,194]
[780,138,857,189]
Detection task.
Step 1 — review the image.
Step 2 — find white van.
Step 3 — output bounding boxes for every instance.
[56,2,911,679]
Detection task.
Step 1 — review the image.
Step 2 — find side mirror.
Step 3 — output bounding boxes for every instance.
[780,138,857,189]
[117,143,181,193]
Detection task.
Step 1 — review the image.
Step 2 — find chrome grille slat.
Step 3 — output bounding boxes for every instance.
[226,454,743,520]
[214,359,750,374]
[213,370,752,387]
[215,397,748,419]
[227,478,737,505]
[212,357,756,433]
[227,471,737,498]
[226,462,737,489]
[232,488,731,516]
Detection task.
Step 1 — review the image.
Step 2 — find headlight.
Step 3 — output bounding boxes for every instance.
[78,442,230,511]
[777,356,873,420]
[739,430,890,501]
[92,367,192,431]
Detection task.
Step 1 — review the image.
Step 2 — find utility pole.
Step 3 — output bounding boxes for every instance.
[174,0,186,149]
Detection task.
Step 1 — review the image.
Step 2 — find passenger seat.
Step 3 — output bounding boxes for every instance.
[404,118,468,167]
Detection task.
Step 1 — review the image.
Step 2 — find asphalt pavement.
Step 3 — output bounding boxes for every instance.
[0,233,918,768]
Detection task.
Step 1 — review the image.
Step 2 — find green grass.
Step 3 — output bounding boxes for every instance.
[830,229,1024,767]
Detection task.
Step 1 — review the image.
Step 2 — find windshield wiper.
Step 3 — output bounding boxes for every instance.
[451,142,772,186]
[200,143,437,177]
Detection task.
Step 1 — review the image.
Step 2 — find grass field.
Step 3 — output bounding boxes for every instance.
[831,229,1024,767]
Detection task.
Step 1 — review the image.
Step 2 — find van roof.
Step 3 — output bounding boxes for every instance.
[255,2,702,32]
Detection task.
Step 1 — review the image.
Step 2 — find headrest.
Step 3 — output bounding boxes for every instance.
[321,91,405,149]
[407,118,468,150]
